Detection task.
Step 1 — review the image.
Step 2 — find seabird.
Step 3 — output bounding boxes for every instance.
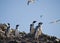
[27,0,35,5]
[50,19,60,24]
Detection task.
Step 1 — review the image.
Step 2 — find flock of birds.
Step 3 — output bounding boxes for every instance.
[40,15,60,24]
[27,0,60,23]
[27,0,60,24]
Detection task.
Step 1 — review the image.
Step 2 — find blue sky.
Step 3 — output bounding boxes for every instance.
[0,0,60,38]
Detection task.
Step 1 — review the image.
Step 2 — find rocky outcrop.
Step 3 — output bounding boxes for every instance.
[0,23,60,43]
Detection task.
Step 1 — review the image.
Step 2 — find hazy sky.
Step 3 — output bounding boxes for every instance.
[0,0,60,38]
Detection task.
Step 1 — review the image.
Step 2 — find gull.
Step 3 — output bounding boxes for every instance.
[56,19,60,22]
[27,0,35,5]
[40,15,43,18]
[50,19,60,24]
[50,21,56,24]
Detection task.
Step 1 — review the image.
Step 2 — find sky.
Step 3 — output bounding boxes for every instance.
[0,0,60,38]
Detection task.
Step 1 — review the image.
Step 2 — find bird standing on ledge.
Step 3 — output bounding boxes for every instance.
[15,25,20,37]
[5,23,10,37]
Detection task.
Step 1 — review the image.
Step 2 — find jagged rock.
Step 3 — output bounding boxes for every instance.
[0,23,60,43]
[8,41,18,43]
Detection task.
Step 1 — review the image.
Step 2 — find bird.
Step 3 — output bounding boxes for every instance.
[33,21,37,23]
[16,25,19,29]
[5,23,10,37]
[50,21,55,24]
[40,15,43,18]
[56,19,60,22]
[35,22,43,40]
[49,19,60,24]
[15,24,20,37]
[27,0,35,5]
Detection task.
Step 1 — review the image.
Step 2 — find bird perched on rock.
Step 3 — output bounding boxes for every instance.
[30,21,37,34]
[15,24,20,37]
[35,22,43,40]
[5,23,10,37]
